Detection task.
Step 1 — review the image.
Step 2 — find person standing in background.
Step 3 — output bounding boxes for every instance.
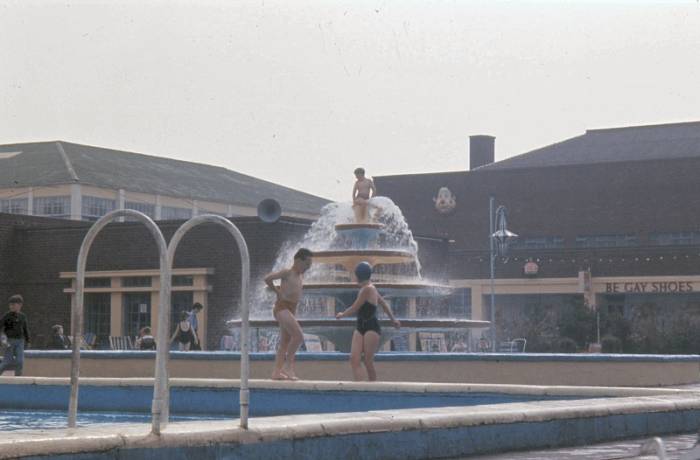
[0,295,30,376]
[188,302,204,350]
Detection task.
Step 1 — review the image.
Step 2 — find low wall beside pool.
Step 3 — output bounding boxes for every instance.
[16,351,700,387]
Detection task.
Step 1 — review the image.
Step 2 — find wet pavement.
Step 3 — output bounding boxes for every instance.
[464,383,700,458]
[469,433,699,459]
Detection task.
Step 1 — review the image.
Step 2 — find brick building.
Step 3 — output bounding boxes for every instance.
[375,121,700,352]
[0,213,310,350]
[0,211,451,351]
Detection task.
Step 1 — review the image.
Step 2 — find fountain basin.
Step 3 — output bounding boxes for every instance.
[310,249,415,274]
[227,318,485,328]
[302,282,453,297]
[335,223,384,248]
[334,223,384,231]
[227,318,488,351]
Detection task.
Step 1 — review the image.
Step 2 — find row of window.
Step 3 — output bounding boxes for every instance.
[0,195,199,221]
[85,291,194,347]
[36,196,71,218]
[510,237,565,250]
[510,232,700,249]
[84,275,194,288]
[0,197,29,214]
[510,234,638,249]
[649,231,700,246]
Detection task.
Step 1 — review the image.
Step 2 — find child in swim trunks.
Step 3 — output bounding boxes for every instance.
[336,262,400,381]
[352,167,376,223]
[264,248,313,380]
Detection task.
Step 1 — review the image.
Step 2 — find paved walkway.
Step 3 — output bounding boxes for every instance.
[470,433,699,459]
[467,383,700,459]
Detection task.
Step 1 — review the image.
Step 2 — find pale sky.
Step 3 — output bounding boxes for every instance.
[2,0,699,202]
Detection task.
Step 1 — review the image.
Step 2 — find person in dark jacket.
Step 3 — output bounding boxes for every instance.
[48,324,70,350]
[0,294,31,376]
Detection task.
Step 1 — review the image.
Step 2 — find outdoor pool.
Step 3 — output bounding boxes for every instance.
[0,381,587,417]
[0,410,226,431]
[2,378,700,459]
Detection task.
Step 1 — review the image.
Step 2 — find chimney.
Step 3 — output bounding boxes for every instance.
[469,135,495,170]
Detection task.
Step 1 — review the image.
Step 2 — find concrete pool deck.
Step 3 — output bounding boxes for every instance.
[3,377,700,459]
[3,375,700,396]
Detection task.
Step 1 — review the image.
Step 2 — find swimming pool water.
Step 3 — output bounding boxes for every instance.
[0,410,226,431]
[0,384,589,419]
[0,391,586,431]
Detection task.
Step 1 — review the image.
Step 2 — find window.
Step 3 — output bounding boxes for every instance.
[0,198,28,215]
[171,291,194,330]
[197,209,227,217]
[85,277,111,288]
[34,196,70,218]
[85,293,111,348]
[511,236,564,250]
[121,276,152,288]
[125,201,155,219]
[161,206,192,220]
[82,196,115,221]
[123,292,151,338]
[650,232,700,246]
[575,234,638,248]
[172,275,194,286]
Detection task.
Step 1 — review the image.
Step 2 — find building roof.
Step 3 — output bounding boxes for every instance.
[478,121,700,171]
[0,141,330,215]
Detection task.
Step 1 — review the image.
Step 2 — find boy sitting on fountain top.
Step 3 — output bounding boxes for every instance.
[352,167,376,224]
[264,248,313,380]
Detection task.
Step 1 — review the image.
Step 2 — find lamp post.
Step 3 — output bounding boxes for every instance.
[489,197,518,352]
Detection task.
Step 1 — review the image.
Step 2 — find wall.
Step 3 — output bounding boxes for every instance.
[375,157,700,280]
[17,351,700,387]
[0,213,87,310]
[0,214,310,349]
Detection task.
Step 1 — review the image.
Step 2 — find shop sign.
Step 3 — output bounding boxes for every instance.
[605,281,694,293]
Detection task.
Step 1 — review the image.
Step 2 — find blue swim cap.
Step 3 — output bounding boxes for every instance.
[354,262,373,282]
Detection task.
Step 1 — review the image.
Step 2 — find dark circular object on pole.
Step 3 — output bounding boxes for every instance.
[257,198,282,223]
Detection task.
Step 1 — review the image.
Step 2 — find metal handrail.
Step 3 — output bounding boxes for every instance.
[68,209,170,428]
[164,215,251,429]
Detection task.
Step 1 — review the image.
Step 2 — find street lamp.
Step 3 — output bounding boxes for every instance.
[489,197,518,352]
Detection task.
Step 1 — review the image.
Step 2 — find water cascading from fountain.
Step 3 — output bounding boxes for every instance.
[250,197,421,317]
[236,196,489,352]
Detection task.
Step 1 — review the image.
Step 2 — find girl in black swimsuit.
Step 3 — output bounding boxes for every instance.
[336,262,400,381]
[170,311,196,351]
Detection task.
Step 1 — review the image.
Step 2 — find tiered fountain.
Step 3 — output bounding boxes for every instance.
[229,196,489,352]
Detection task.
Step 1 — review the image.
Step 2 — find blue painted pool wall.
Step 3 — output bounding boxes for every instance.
[0,384,571,416]
[19,409,700,460]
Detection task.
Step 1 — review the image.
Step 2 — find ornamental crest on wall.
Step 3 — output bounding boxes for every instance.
[433,187,456,214]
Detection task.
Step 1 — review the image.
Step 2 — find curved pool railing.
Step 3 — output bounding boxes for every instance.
[69,213,252,433]
[166,215,251,429]
[68,209,170,429]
